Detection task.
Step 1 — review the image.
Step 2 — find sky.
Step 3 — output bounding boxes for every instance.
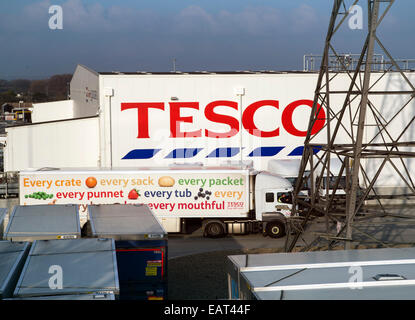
[0,0,414,79]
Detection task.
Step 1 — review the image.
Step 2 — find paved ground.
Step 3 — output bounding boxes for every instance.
[3,198,415,299]
[168,205,415,260]
[167,205,415,299]
[168,231,286,260]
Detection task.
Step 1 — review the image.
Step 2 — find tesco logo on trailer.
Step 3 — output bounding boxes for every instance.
[121,99,325,139]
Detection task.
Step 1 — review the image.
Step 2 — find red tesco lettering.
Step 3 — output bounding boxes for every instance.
[121,99,325,138]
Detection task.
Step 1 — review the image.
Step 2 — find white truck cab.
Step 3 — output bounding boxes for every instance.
[254,172,294,238]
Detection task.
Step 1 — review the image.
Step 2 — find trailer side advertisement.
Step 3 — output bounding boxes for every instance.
[20,170,250,224]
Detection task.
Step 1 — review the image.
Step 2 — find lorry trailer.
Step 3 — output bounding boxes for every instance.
[5,66,415,196]
[19,167,295,238]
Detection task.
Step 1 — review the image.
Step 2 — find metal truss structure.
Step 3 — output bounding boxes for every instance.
[303,53,415,72]
[285,0,415,251]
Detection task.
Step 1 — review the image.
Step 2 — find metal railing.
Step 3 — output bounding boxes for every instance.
[303,53,415,72]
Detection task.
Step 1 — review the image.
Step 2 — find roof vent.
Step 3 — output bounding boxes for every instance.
[373,274,406,281]
[36,167,60,171]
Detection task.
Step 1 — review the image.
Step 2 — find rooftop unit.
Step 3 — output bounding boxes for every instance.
[87,204,167,300]
[0,241,30,299]
[13,238,119,299]
[88,204,166,241]
[8,292,115,300]
[4,205,80,242]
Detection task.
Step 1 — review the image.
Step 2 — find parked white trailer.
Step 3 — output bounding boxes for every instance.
[5,68,325,172]
[5,116,100,170]
[4,65,415,195]
[19,167,295,238]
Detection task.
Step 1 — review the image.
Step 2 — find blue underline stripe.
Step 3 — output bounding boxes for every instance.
[165,148,203,158]
[206,147,241,158]
[248,146,285,157]
[122,149,161,159]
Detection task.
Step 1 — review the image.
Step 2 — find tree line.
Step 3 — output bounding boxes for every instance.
[0,74,73,105]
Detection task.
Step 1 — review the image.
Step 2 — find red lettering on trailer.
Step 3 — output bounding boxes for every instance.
[282,99,325,137]
[205,100,239,138]
[121,102,164,138]
[169,102,202,138]
[242,100,279,137]
[121,99,325,139]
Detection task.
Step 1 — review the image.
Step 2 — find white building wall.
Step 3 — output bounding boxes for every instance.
[70,64,99,118]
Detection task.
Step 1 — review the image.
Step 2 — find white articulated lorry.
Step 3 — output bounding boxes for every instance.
[19,167,294,238]
[5,65,415,241]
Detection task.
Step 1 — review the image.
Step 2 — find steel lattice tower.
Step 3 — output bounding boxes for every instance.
[285,0,415,251]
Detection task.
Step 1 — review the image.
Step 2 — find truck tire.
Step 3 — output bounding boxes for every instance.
[266,220,286,238]
[204,221,226,238]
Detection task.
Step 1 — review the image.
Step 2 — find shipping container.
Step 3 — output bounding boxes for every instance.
[0,241,30,299]
[4,204,80,242]
[226,247,415,300]
[13,238,119,298]
[87,204,167,300]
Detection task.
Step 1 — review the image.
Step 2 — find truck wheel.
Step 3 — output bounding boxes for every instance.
[204,221,225,238]
[266,220,286,238]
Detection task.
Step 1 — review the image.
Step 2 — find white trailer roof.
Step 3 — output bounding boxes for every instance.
[14,238,119,298]
[255,172,293,190]
[267,159,302,176]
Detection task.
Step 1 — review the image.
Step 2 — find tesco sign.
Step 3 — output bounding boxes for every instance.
[121,99,325,139]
